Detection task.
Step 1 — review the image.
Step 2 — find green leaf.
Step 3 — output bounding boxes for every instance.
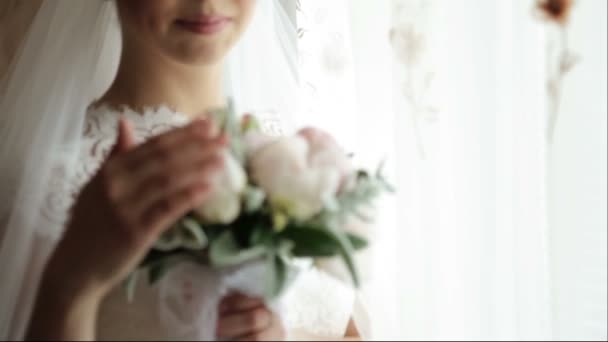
[281,227,368,257]
[249,224,274,247]
[140,249,170,269]
[277,239,295,259]
[210,99,246,164]
[375,161,396,193]
[274,255,288,297]
[324,227,360,287]
[210,231,268,268]
[124,272,139,302]
[154,224,182,252]
[226,100,246,163]
[265,252,288,299]
[148,261,170,284]
[145,253,200,285]
[243,186,266,213]
[381,177,397,193]
[353,210,374,223]
[153,218,208,252]
[280,227,342,257]
[347,233,369,251]
[316,162,394,227]
[180,218,208,250]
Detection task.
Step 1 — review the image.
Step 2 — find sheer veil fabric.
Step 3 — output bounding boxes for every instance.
[0,0,299,339]
[0,0,43,80]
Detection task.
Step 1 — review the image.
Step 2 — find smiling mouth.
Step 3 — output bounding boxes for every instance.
[175,16,232,35]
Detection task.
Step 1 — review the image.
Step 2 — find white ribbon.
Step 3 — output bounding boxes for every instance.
[158,261,296,341]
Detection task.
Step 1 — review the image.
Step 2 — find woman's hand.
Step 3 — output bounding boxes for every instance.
[217,293,286,341]
[51,117,226,297]
[27,117,226,340]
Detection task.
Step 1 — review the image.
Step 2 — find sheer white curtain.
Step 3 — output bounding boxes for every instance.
[547,0,607,339]
[296,0,607,340]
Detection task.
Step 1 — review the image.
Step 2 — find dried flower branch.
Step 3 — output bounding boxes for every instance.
[535,0,579,141]
[536,0,574,26]
[389,22,437,159]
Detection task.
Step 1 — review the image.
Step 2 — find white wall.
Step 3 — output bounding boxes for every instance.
[548,0,608,340]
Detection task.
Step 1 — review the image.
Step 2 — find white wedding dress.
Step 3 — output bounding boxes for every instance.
[43,105,355,340]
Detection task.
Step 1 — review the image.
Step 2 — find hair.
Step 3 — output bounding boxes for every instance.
[0,0,43,78]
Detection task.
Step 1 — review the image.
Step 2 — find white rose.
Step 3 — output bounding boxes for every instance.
[248,128,352,222]
[194,151,247,224]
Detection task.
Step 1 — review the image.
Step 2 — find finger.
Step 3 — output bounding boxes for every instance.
[216,308,272,340]
[234,315,285,342]
[129,135,227,188]
[128,154,224,217]
[220,294,266,315]
[235,332,276,342]
[109,118,136,157]
[121,118,219,168]
[111,131,226,206]
[236,333,262,342]
[142,183,213,237]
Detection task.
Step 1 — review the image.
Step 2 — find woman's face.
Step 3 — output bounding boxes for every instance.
[117,0,256,66]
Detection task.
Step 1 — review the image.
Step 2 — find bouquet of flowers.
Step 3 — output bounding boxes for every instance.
[126,101,391,339]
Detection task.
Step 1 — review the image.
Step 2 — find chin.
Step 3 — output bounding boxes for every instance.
[171,43,229,66]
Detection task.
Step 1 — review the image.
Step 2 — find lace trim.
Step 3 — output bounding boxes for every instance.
[39,106,189,237]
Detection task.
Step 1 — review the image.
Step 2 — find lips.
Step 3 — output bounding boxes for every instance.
[175,16,232,35]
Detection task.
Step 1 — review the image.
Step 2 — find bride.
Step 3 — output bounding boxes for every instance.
[0,0,362,341]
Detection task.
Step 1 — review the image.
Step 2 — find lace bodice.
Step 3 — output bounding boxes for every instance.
[48,105,354,340]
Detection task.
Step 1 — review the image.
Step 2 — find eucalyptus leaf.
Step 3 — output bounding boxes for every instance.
[381,177,397,193]
[146,254,199,285]
[324,227,360,287]
[353,210,374,223]
[347,233,369,251]
[154,224,182,252]
[265,252,288,299]
[148,261,170,284]
[318,164,393,226]
[225,100,246,163]
[153,218,208,252]
[250,224,274,247]
[375,160,387,178]
[140,249,169,269]
[273,255,288,298]
[180,218,208,250]
[243,186,266,213]
[124,272,139,302]
[277,239,295,259]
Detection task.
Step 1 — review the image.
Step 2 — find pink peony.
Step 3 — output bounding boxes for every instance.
[248,128,353,221]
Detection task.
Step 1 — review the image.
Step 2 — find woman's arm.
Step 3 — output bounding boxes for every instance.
[26,255,103,341]
[26,119,226,341]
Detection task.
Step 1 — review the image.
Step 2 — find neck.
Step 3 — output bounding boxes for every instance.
[98,46,225,118]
